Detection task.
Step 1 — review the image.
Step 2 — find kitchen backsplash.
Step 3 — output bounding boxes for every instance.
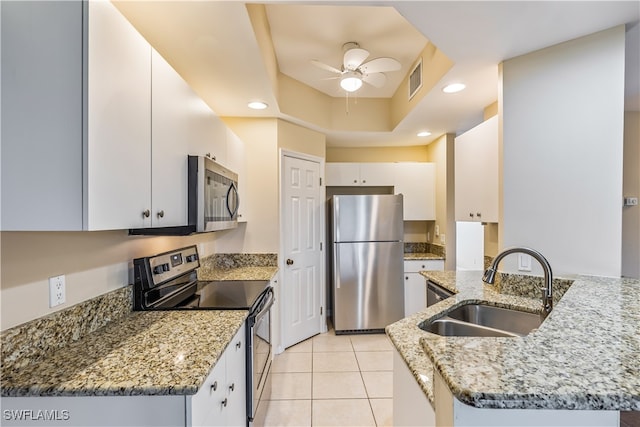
[404,242,446,258]
[1,286,132,370]
[492,272,574,306]
[198,253,278,270]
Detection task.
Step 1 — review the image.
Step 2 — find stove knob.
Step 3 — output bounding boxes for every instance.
[186,254,198,263]
[153,265,164,275]
[162,263,170,272]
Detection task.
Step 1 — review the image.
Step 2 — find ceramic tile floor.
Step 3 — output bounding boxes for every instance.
[257,329,394,427]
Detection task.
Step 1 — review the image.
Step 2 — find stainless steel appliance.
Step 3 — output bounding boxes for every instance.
[133,245,273,426]
[426,280,454,307]
[189,155,239,233]
[330,194,404,334]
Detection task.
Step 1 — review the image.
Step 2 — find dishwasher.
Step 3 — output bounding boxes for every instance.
[426,280,454,307]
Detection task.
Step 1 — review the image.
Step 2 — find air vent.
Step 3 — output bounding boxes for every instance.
[408,58,423,100]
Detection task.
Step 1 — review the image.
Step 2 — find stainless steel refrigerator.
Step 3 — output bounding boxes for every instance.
[330,194,404,334]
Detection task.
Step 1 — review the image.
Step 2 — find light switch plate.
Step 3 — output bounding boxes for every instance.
[518,254,532,272]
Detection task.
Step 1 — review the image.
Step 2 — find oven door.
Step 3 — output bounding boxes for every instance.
[247,287,274,423]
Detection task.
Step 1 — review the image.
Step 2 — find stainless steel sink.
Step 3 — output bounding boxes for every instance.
[420,303,542,337]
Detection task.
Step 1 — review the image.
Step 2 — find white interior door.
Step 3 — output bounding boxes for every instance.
[282,154,323,348]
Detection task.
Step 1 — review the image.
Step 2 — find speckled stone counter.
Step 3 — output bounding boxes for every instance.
[404,252,445,261]
[197,252,278,281]
[1,310,247,397]
[386,271,640,411]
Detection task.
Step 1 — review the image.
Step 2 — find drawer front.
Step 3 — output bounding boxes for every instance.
[404,259,444,273]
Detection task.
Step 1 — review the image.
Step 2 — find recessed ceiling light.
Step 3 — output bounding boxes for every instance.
[442,83,466,94]
[248,101,268,110]
[417,131,431,137]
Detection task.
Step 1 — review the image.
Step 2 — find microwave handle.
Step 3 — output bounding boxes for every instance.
[226,183,239,218]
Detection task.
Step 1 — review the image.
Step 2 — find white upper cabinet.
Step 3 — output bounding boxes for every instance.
[149,49,192,228]
[325,162,395,186]
[455,115,499,223]
[86,0,152,230]
[394,163,436,220]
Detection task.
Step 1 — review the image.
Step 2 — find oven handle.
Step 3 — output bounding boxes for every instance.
[253,287,274,322]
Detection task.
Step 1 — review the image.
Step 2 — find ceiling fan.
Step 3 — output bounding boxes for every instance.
[311,42,401,93]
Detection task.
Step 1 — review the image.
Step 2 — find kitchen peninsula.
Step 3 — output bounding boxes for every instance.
[387,271,640,426]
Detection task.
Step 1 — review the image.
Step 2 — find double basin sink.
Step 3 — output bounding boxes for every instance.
[420,302,543,337]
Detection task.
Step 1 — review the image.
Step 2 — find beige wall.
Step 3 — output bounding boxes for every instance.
[622,111,640,278]
[218,117,280,254]
[0,231,218,330]
[326,145,428,162]
[277,119,326,159]
[483,103,499,258]
[426,134,456,270]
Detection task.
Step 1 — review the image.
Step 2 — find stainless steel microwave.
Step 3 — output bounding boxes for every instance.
[188,155,239,232]
[129,155,239,236]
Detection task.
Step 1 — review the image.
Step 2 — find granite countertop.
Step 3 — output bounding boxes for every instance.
[386,270,640,411]
[404,252,445,261]
[1,310,247,397]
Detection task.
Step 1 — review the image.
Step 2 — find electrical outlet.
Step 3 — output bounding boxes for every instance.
[49,275,66,307]
[435,225,440,237]
[440,234,446,244]
[427,231,431,242]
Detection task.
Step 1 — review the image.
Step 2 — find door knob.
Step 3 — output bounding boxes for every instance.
[286,259,294,265]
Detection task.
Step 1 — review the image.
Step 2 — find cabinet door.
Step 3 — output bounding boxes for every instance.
[150,49,189,227]
[1,1,84,230]
[191,355,227,427]
[404,272,427,316]
[395,163,436,220]
[225,324,247,427]
[86,0,152,230]
[325,163,360,186]
[359,163,395,186]
[454,116,499,222]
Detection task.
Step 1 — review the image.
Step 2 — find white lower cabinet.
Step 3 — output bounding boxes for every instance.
[188,324,246,427]
[0,325,246,427]
[404,260,444,316]
[393,348,435,427]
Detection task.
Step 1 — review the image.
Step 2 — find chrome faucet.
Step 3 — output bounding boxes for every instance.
[482,247,553,318]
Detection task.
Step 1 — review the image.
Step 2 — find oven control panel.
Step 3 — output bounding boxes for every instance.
[147,246,200,286]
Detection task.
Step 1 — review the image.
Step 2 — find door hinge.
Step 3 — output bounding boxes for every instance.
[320,242,323,251]
[320,177,322,186]
[320,306,323,315]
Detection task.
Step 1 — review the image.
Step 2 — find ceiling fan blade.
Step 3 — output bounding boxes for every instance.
[311,59,342,74]
[362,72,386,88]
[343,48,369,71]
[359,57,401,74]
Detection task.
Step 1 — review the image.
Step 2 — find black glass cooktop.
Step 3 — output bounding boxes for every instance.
[193,280,270,309]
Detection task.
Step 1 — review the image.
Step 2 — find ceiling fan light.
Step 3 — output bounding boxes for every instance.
[340,73,363,92]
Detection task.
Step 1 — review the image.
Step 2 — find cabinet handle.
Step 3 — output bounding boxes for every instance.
[157,210,164,219]
[206,153,217,161]
[221,398,228,408]
[362,180,366,184]
[469,212,474,218]
[476,212,482,217]
[422,265,426,269]
[353,179,358,183]
[229,383,235,392]
[236,341,242,350]
[211,381,217,392]
[142,209,150,218]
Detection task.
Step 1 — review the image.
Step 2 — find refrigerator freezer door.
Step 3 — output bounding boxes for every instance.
[333,195,403,242]
[333,241,404,332]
